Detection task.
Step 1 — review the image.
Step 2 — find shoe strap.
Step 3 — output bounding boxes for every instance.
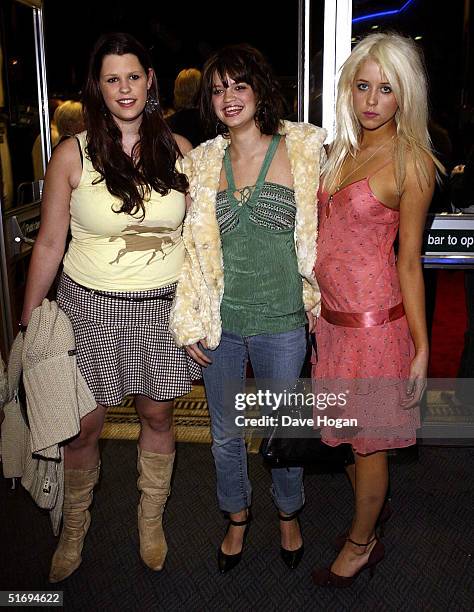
[278,507,303,521]
[225,511,251,527]
[346,534,377,547]
[228,518,250,527]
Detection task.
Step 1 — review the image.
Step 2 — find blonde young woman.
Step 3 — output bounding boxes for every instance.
[311,32,443,587]
[170,44,326,573]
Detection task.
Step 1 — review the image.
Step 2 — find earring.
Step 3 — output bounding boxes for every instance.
[255,103,267,128]
[216,119,227,134]
[145,95,160,114]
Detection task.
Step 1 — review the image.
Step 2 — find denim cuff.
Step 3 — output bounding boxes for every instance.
[270,481,305,515]
[217,489,252,514]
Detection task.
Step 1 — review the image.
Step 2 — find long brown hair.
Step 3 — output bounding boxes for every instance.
[83,32,188,219]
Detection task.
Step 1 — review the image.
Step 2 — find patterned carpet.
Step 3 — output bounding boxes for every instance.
[1,442,473,611]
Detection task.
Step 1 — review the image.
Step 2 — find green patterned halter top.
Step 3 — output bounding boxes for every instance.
[216,134,306,336]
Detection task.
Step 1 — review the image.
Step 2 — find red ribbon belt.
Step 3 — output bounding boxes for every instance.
[321,301,405,328]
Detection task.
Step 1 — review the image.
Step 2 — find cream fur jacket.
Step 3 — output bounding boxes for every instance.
[169,120,327,349]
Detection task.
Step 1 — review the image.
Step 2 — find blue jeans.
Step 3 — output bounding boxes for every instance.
[202,327,307,514]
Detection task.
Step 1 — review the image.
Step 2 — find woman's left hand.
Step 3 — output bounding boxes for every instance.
[306,310,317,333]
[401,350,429,408]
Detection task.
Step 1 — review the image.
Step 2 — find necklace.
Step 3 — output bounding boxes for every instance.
[326,136,395,217]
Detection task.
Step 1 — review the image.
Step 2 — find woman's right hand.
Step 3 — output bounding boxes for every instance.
[185,339,212,367]
[19,309,33,330]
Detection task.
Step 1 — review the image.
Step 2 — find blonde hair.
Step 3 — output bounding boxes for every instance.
[53,100,85,138]
[323,32,444,194]
[173,68,202,110]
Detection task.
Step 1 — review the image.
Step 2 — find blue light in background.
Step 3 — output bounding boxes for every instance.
[352,0,415,24]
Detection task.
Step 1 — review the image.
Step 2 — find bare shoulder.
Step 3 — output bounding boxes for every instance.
[404,148,436,194]
[53,137,81,163]
[46,137,83,189]
[399,148,435,223]
[173,133,193,156]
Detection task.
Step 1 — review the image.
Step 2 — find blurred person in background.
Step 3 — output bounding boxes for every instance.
[166,68,205,147]
[32,97,63,181]
[54,100,85,144]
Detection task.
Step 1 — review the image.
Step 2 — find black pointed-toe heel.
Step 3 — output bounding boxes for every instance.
[279,508,304,570]
[217,512,251,574]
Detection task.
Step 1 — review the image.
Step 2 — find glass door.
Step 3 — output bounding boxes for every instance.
[0,0,49,355]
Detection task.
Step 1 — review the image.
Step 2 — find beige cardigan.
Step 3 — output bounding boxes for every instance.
[169,120,327,349]
[1,300,96,535]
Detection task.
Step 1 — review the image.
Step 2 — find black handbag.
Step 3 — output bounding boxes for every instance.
[258,347,353,469]
[260,422,354,469]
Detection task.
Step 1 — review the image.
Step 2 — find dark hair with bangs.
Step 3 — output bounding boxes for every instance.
[83,32,188,219]
[200,44,285,137]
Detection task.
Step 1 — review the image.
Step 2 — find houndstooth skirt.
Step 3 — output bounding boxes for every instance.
[56,273,201,406]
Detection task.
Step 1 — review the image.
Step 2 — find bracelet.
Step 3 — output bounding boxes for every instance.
[18,322,27,332]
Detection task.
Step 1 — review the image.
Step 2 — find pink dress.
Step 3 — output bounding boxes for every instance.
[312,175,420,454]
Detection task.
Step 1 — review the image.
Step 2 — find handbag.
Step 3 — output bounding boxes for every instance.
[259,411,354,469]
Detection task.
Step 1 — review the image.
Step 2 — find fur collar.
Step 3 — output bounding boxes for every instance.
[184,120,326,303]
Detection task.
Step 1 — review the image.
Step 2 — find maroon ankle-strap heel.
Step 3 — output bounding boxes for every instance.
[312,538,385,588]
[334,498,392,550]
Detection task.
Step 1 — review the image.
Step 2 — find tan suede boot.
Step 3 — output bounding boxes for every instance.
[137,447,175,571]
[49,464,100,583]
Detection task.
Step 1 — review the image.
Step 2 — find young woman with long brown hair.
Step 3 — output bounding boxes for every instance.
[21,32,200,582]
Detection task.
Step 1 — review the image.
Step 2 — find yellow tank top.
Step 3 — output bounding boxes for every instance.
[63,131,186,291]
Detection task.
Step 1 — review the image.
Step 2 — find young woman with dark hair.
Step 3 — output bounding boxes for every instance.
[82,32,188,218]
[21,31,200,582]
[199,43,285,138]
[170,44,326,573]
